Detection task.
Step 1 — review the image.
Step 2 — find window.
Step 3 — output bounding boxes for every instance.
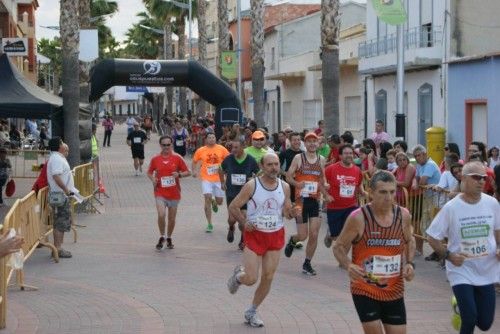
[417,83,433,144]
[271,47,275,70]
[127,104,131,113]
[345,96,362,130]
[303,100,322,129]
[421,23,433,47]
[283,101,292,128]
[375,89,387,127]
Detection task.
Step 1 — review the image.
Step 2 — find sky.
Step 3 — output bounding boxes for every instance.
[36,0,366,43]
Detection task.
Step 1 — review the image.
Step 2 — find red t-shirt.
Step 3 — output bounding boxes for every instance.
[325,162,363,209]
[148,153,189,200]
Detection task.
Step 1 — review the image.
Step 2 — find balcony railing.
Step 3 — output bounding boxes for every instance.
[358,26,442,58]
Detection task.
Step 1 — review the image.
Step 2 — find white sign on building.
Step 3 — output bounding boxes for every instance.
[1,38,28,56]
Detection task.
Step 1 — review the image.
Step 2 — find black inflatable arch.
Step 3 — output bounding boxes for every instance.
[89,58,242,133]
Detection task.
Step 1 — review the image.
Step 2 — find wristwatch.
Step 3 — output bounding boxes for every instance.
[443,250,451,260]
[406,261,415,269]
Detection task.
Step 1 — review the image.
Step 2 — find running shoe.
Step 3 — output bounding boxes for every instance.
[244,310,264,327]
[227,265,244,294]
[206,224,214,233]
[166,237,174,249]
[238,240,245,251]
[302,261,317,276]
[156,236,165,251]
[284,236,295,258]
[324,234,333,248]
[227,226,235,243]
[294,241,303,249]
[425,251,440,262]
[211,198,218,213]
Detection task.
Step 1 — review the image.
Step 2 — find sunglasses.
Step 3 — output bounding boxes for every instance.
[254,138,265,141]
[464,173,487,181]
[161,143,171,147]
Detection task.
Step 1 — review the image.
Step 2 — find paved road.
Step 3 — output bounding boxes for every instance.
[4,125,499,333]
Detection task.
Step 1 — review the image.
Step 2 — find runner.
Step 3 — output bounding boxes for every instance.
[147,135,190,250]
[244,130,267,164]
[333,171,416,334]
[219,138,259,250]
[324,144,365,248]
[284,132,331,275]
[126,122,148,176]
[143,114,153,139]
[171,119,189,157]
[427,161,500,334]
[192,132,230,232]
[226,153,293,327]
[278,132,303,204]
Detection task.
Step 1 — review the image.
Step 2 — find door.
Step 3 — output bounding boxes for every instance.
[465,100,488,147]
[418,83,433,145]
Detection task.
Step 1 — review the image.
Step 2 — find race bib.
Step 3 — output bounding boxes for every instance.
[207,165,219,175]
[176,139,184,146]
[254,215,279,231]
[340,184,355,198]
[160,176,176,187]
[133,137,141,144]
[231,174,246,186]
[460,225,490,258]
[301,181,318,197]
[371,254,401,278]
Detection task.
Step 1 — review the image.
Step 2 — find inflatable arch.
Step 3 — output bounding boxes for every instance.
[89,59,242,135]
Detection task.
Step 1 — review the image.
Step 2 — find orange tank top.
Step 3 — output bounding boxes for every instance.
[295,153,322,199]
[351,204,406,301]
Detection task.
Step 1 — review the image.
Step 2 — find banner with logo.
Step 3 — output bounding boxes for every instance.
[1,38,28,56]
[371,0,407,25]
[221,51,237,80]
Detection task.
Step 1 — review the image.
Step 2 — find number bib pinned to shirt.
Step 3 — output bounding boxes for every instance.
[207,165,219,176]
[133,137,142,144]
[460,225,490,258]
[371,254,401,278]
[254,215,279,231]
[300,181,318,197]
[231,174,246,186]
[175,139,184,146]
[340,184,355,198]
[160,176,176,187]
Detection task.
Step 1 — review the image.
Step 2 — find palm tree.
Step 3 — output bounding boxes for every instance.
[196,0,208,116]
[60,0,81,166]
[250,0,265,127]
[321,0,340,136]
[37,38,62,92]
[123,12,164,59]
[91,0,120,59]
[217,0,230,78]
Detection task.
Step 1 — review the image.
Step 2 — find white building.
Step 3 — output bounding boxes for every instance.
[359,0,446,147]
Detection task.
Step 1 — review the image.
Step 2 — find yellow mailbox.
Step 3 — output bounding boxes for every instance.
[426,127,446,166]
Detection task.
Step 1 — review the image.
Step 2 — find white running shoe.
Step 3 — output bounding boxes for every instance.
[244,310,264,327]
[227,265,243,294]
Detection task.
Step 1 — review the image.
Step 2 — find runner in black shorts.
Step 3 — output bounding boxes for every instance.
[279,131,303,204]
[219,138,259,250]
[126,122,148,176]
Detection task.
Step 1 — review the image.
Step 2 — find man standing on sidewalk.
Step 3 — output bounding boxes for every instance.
[324,144,365,248]
[126,122,148,176]
[284,132,331,275]
[148,135,191,250]
[427,161,500,334]
[47,137,76,258]
[333,171,415,334]
[102,114,113,147]
[219,138,259,250]
[227,153,293,327]
[192,133,229,232]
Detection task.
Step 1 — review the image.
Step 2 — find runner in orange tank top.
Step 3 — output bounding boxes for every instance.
[334,171,416,334]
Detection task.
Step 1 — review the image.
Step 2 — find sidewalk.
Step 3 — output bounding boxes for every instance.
[3,124,499,334]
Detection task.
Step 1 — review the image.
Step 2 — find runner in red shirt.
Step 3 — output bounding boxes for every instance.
[324,144,366,248]
[147,135,191,250]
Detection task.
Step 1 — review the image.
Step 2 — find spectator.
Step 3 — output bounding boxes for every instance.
[494,164,500,201]
[102,115,114,147]
[433,153,460,207]
[126,114,136,135]
[440,142,461,172]
[386,149,398,171]
[0,147,12,206]
[488,146,499,169]
[370,119,390,151]
[314,120,324,136]
[393,140,408,153]
[468,152,496,196]
[326,134,341,166]
[379,141,393,159]
[0,125,10,148]
[9,124,21,149]
[393,152,416,204]
[276,131,287,154]
[468,141,487,162]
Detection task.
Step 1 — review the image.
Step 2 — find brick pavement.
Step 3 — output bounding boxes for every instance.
[3,124,499,334]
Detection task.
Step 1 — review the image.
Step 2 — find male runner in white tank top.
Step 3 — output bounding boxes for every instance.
[226,153,293,327]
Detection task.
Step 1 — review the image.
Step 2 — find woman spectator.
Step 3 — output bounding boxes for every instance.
[393,140,408,153]
[449,162,463,199]
[393,152,416,205]
[0,148,12,206]
[379,141,393,159]
[439,142,461,172]
[9,124,21,149]
[487,146,499,169]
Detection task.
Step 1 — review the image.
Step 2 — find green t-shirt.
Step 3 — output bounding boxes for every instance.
[244,146,267,164]
[318,145,330,159]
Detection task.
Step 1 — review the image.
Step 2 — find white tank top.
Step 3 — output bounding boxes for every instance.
[247,177,285,233]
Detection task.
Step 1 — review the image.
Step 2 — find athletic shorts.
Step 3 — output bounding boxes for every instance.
[294,197,320,223]
[226,196,247,210]
[352,294,406,325]
[327,206,358,237]
[202,181,225,198]
[155,196,179,208]
[131,147,145,160]
[244,228,285,256]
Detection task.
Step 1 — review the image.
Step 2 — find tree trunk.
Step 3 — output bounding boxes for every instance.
[164,20,174,116]
[250,0,265,127]
[217,0,230,78]
[177,16,187,116]
[197,0,208,117]
[61,0,81,167]
[321,0,340,136]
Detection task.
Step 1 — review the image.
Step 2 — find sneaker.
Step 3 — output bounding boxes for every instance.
[284,236,295,258]
[58,249,72,258]
[294,241,303,249]
[166,237,174,249]
[206,224,214,233]
[302,261,317,276]
[324,234,333,248]
[227,265,244,294]
[211,198,218,213]
[238,241,245,251]
[135,170,139,176]
[156,236,165,250]
[425,251,440,262]
[227,226,235,243]
[244,310,264,327]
